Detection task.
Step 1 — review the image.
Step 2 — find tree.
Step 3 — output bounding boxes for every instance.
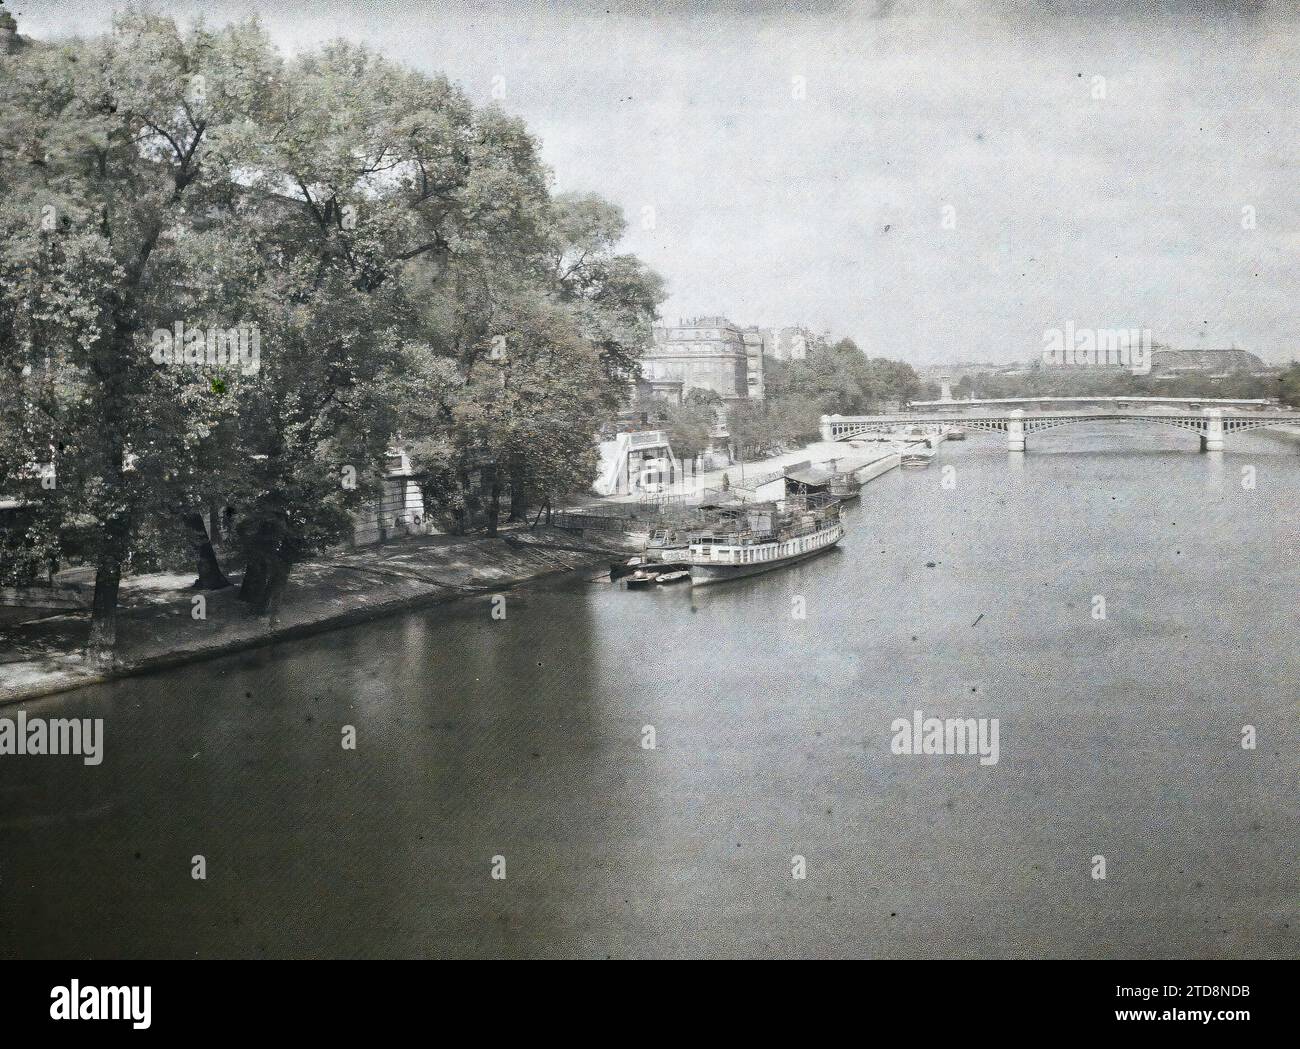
[728,401,783,460]
[450,295,606,534]
[1,13,665,640]
[764,337,921,416]
[548,192,665,408]
[1278,362,1300,407]
[0,11,283,661]
[657,401,713,462]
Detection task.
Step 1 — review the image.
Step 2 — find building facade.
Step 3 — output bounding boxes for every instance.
[644,317,751,402]
[741,331,766,400]
[639,319,832,404]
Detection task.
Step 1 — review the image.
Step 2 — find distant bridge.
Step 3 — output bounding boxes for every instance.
[821,408,1300,452]
[908,395,1273,410]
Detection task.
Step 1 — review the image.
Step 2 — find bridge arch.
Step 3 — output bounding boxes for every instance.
[1020,415,1206,437]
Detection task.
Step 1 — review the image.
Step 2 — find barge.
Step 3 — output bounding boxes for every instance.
[681,493,844,585]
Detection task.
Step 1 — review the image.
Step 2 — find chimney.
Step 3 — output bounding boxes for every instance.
[0,7,17,55]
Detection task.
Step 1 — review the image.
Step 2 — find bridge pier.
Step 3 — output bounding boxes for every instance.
[1006,409,1025,451]
[1200,408,1224,451]
[820,414,837,442]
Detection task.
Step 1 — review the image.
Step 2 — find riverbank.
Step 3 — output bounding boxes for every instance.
[0,526,638,706]
[580,436,908,507]
[1,435,916,705]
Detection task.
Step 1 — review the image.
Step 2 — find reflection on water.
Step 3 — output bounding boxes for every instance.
[1,427,1297,958]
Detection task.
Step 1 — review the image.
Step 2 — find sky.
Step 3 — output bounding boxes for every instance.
[8,0,1300,365]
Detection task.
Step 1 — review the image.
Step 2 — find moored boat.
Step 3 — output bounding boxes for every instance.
[900,447,934,467]
[827,473,862,501]
[655,570,691,585]
[610,557,644,579]
[682,493,844,585]
[644,526,689,562]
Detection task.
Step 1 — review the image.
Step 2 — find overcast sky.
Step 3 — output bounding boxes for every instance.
[11,0,1300,365]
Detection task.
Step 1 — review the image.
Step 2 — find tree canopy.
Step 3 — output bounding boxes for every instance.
[0,11,663,656]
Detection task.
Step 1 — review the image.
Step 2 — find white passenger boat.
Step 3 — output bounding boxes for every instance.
[682,494,844,585]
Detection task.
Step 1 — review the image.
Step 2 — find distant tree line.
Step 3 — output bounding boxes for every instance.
[648,338,922,462]
[731,339,922,459]
[949,362,1291,402]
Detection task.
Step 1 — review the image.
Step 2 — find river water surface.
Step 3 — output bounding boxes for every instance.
[2,425,1297,958]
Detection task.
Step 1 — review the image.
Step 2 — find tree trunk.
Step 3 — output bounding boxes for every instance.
[486,474,501,537]
[239,545,292,620]
[85,501,131,666]
[257,544,292,625]
[183,511,231,589]
[508,474,527,522]
[238,516,274,606]
[237,512,294,623]
[85,550,123,667]
[208,501,224,546]
[450,469,470,535]
[239,553,268,606]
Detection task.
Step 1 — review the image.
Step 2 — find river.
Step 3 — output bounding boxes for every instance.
[2,424,1297,958]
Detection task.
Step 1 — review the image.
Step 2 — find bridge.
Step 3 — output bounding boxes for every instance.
[908,395,1272,411]
[821,408,1300,452]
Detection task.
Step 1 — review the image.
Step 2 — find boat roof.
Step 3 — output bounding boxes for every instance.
[786,466,836,486]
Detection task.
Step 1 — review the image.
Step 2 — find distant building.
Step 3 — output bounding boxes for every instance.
[637,318,835,408]
[1150,347,1269,377]
[741,331,765,400]
[633,377,685,405]
[351,449,427,546]
[752,325,825,362]
[644,317,750,402]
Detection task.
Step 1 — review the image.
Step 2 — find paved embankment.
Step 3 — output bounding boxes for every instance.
[582,437,909,508]
[0,526,637,705]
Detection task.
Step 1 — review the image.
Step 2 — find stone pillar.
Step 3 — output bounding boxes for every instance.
[820,414,837,442]
[1201,408,1224,451]
[1006,409,1025,451]
[939,374,953,402]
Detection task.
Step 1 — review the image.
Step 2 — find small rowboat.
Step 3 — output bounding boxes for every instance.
[655,570,691,585]
[610,557,644,579]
